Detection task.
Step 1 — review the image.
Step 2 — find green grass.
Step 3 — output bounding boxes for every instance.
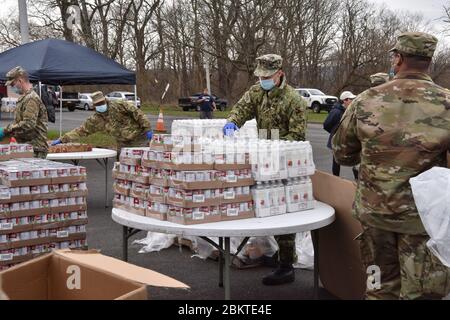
[141,103,230,118]
[306,110,328,123]
[48,130,117,148]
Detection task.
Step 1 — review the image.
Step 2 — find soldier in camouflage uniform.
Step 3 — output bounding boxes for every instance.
[52,91,153,156]
[0,66,48,158]
[224,54,307,286]
[332,32,450,299]
[369,72,390,87]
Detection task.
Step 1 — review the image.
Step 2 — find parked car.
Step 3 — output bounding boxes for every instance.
[295,88,338,113]
[55,91,80,112]
[105,91,141,108]
[178,93,228,111]
[77,93,94,111]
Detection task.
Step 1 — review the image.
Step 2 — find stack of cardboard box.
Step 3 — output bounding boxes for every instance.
[0,159,88,270]
[113,142,256,224]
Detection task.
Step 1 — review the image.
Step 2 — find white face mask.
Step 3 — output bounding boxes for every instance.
[95,104,107,113]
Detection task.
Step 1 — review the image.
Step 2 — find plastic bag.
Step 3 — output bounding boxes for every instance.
[133,232,176,253]
[293,232,314,270]
[410,167,450,267]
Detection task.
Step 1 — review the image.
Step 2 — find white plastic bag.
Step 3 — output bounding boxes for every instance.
[410,167,450,267]
[133,232,176,253]
[293,232,315,270]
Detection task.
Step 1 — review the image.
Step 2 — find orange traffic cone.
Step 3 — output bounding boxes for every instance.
[155,108,166,133]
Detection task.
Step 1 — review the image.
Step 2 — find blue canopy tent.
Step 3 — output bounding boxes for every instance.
[0,38,136,135]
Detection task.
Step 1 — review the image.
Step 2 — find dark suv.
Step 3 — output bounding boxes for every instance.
[179,93,228,111]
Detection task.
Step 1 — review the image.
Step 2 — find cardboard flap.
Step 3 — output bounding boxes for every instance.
[54,250,189,289]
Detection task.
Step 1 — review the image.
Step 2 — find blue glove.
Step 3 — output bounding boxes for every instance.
[0,128,4,140]
[51,139,62,146]
[146,130,153,140]
[223,122,238,136]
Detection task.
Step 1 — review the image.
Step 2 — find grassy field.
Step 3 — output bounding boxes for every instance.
[48,130,117,148]
[142,102,327,123]
[141,103,229,118]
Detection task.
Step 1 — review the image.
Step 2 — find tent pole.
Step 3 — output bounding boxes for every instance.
[38,81,42,98]
[134,85,137,108]
[59,85,63,138]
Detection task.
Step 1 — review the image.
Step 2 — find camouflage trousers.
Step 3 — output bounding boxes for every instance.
[34,151,48,159]
[275,234,297,266]
[357,224,450,300]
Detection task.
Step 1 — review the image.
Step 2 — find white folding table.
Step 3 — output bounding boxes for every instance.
[112,201,335,300]
[47,148,117,207]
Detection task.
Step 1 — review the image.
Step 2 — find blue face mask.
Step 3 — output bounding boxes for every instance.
[389,67,395,79]
[11,86,22,95]
[95,104,108,113]
[260,78,276,91]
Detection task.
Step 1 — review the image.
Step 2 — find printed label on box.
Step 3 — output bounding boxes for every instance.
[223,191,236,200]
[0,223,13,230]
[0,253,13,261]
[193,194,205,203]
[192,211,205,220]
[57,230,69,238]
[227,208,239,216]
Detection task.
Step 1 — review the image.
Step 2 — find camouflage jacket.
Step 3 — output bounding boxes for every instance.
[332,71,450,235]
[227,77,307,141]
[4,88,48,152]
[61,100,151,147]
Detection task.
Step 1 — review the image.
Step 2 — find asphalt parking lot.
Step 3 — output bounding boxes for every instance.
[1,110,355,299]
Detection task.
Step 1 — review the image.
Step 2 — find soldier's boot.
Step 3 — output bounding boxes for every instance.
[262,264,295,286]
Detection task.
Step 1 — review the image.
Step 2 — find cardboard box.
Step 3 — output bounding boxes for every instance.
[147,192,166,203]
[141,159,158,168]
[0,249,188,299]
[113,202,146,217]
[0,218,88,235]
[220,194,253,205]
[166,196,220,208]
[167,213,221,225]
[1,207,49,219]
[0,232,86,251]
[149,177,169,187]
[119,157,142,166]
[113,183,130,196]
[214,163,251,171]
[311,170,365,300]
[158,162,214,171]
[0,190,88,204]
[0,152,34,161]
[222,178,255,188]
[169,179,223,190]
[221,210,255,221]
[112,171,149,184]
[0,178,52,188]
[146,209,167,221]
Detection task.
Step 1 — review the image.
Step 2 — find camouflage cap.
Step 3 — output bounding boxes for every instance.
[370,72,390,86]
[91,91,106,105]
[5,66,28,86]
[389,32,438,58]
[254,54,283,77]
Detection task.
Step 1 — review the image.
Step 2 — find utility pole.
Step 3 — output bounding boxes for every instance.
[18,0,30,44]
